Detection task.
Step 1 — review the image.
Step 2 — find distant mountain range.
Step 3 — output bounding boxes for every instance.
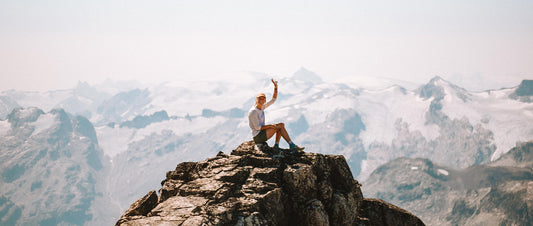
[0,70,531,225]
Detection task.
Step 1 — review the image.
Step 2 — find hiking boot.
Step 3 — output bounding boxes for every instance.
[289,144,305,152]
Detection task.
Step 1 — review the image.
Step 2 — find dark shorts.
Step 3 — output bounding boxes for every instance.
[253,130,268,144]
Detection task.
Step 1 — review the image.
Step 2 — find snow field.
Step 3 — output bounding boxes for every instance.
[440,87,533,161]
[29,113,58,136]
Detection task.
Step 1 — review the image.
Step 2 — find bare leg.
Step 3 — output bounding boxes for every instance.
[266,123,294,145]
[275,128,282,144]
[265,128,277,141]
[276,123,292,144]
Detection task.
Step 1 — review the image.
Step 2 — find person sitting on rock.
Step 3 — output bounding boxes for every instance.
[248,78,304,151]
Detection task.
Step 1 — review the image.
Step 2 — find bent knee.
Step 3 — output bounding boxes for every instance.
[278,122,285,128]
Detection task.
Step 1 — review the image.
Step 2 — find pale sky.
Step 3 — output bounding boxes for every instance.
[1,0,532,91]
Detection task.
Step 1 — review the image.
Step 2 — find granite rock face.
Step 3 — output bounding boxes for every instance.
[116,141,424,225]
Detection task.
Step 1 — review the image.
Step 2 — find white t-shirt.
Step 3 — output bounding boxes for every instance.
[248,98,276,137]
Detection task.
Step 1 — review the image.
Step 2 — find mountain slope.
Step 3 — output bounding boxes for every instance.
[0,95,20,119]
[362,141,533,225]
[0,108,109,225]
[491,141,533,168]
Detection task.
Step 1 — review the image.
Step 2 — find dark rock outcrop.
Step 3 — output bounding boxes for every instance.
[510,80,533,102]
[359,198,426,226]
[116,141,424,226]
[515,80,533,96]
[120,110,170,129]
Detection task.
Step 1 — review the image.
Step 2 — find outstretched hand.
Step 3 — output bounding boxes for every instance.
[271,78,278,88]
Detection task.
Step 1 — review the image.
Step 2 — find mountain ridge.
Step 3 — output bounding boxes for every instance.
[362,141,533,225]
[0,72,532,225]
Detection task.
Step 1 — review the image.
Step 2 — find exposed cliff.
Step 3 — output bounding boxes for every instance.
[116,141,424,225]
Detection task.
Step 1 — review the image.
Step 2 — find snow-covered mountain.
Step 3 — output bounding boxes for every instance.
[0,108,110,225]
[0,70,532,225]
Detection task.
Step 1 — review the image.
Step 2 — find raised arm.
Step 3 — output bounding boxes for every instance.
[272,78,278,99]
[262,79,278,109]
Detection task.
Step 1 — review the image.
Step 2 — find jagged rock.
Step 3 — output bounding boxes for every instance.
[116,141,424,225]
[116,191,159,225]
[358,198,425,226]
[510,80,533,102]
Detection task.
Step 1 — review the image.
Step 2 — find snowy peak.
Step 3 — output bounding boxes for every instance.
[0,96,20,120]
[418,76,469,101]
[7,107,45,128]
[0,107,104,225]
[428,76,448,87]
[5,107,99,143]
[418,76,447,99]
[97,89,152,124]
[291,67,323,84]
[73,81,111,102]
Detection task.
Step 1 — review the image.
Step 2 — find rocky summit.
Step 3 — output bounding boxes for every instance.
[116,141,424,226]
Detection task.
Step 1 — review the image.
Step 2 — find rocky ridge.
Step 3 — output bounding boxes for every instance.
[363,141,533,225]
[116,141,424,225]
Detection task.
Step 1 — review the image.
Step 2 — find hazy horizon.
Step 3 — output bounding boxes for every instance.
[1,0,532,92]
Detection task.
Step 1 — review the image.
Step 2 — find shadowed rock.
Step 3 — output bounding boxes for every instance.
[116,141,424,226]
[359,198,425,226]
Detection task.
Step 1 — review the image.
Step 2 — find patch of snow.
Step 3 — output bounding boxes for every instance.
[0,120,10,136]
[18,108,38,119]
[96,126,136,158]
[29,113,58,135]
[147,75,262,116]
[358,86,439,147]
[440,87,533,161]
[131,116,227,142]
[96,116,228,158]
